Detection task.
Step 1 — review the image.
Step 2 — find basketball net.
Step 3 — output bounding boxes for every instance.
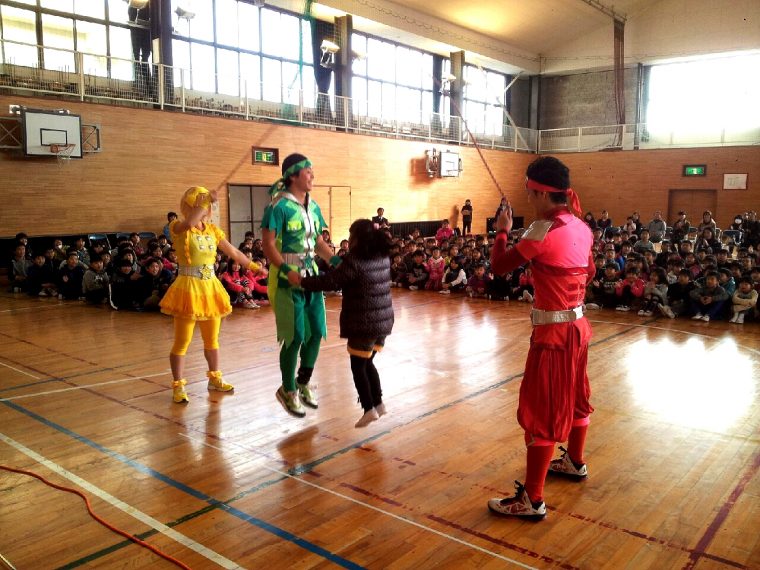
[50,143,75,167]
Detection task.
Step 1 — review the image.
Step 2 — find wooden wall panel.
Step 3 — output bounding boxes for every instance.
[1,94,757,242]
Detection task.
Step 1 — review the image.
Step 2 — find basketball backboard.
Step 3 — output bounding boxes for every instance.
[22,108,83,158]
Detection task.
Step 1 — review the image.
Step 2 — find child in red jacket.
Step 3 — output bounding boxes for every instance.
[220,261,259,309]
[614,266,645,312]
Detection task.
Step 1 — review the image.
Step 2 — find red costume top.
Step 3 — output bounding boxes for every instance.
[491,207,596,442]
[491,208,595,312]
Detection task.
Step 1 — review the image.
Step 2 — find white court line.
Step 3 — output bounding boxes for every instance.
[0,360,41,380]
[0,304,65,314]
[0,365,204,402]
[0,432,242,570]
[181,434,538,570]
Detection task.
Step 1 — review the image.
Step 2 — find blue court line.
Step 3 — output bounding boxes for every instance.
[289,321,644,476]
[1,399,364,570]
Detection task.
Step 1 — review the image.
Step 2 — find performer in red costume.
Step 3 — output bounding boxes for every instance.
[487,156,595,520]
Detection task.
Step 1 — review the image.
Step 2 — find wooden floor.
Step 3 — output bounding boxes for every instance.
[0,289,758,570]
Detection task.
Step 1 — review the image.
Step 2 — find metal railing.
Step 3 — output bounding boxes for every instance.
[1,40,758,153]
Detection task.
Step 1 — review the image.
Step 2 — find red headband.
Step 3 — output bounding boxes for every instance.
[526,177,582,218]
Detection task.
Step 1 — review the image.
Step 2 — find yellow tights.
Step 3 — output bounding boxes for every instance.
[171,317,221,355]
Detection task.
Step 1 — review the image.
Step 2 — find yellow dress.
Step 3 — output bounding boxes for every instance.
[159,220,232,320]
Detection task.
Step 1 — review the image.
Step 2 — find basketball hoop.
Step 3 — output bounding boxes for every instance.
[49,143,76,167]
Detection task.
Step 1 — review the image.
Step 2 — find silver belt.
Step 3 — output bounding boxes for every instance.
[531,306,584,325]
[282,252,315,275]
[178,264,215,280]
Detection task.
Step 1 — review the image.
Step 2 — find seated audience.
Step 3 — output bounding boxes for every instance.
[58,250,85,300]
[689,270,728,322]
[730,277,757,324]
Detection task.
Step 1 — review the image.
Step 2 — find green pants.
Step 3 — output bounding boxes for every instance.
[274,288,326,391]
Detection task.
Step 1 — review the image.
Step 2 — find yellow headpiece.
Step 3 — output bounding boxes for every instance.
[182,186,211,210]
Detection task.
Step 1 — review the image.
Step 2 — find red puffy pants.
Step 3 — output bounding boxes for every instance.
[518,318,593,443]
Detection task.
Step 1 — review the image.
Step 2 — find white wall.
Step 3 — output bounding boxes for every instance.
[542,0,760,74]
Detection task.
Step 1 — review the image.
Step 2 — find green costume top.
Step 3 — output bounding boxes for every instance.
[261,191,328,346]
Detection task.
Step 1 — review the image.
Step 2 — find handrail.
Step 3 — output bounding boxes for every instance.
[1,39,758,153]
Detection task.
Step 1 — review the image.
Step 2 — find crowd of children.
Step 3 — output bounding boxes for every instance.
[6,227,271,312]
[7,207,760,325]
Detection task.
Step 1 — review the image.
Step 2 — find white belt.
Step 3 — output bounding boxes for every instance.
[282,252,315,275]
[178,264,215,280]
[531,305,584,325]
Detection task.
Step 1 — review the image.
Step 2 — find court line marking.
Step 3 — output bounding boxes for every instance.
[0,360,41,380]
[181,433,539,570]
[0,401,364,570]
[0,431,242,570]
[0,304,66,314]
[0,365,207,402]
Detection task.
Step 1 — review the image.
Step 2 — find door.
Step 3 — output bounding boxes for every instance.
[667,189,717,228]
[309,185,352,244]
[228,184,270,246]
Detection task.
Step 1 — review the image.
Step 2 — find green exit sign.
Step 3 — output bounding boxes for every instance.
[252,146,279,165]
[683,164,706,176]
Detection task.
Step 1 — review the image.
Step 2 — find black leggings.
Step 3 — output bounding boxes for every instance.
[350,353,383,412]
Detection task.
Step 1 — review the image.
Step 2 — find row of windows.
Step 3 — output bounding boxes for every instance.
[0,0,510,133]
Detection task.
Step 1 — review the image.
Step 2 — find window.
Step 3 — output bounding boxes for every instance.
[216,0,239,48]
[42,14,75,71]
[168,2,313,102]
[0,2,141,80]
[463,64,507,135]
[240,53,261,99]
[238,3,259,52]
[647,54,760,133]
[354,33,434,125]
[190,43,215,92]
[107,0,130,24]
[110,26,134,80]
[262,57,282,102]
[1,6,37,67]
[77,21,108,75]
[217,48,239,96]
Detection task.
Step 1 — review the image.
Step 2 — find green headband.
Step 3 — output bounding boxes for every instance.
[269,159,312,196]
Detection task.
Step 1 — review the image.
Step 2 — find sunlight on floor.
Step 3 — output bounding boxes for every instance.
[623,336,756,431]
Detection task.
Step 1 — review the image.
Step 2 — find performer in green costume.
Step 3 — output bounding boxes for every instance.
[262,153,340,417]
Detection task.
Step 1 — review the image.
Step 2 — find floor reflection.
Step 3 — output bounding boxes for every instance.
[623,336,755,431]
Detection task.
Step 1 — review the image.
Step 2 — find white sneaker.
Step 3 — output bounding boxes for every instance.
[38,291,48,297]
[409,285,418,291]
[643,310,653,317]
[701,315,710,322]
[659,305,675,319]
[616,305,630,312]
[548,446,588,480]
[737,313,745,324]
[375,402,387,416]
[276,387,305,417]
[637,309,646,316]
[298,383,318,408]
[585,303,600,310]
[522,291,534,303]
[438,289,450,295]
[691,313,703,320]
[487,481,546,520]
[355,408,380,428]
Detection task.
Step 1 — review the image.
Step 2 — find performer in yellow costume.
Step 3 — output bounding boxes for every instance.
[160,186,261,403]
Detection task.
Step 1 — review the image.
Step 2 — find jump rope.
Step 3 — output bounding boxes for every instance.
[0,67,513,570]
[0,464,191,569]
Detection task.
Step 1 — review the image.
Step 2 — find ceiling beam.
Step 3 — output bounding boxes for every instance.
[577,0,627,22]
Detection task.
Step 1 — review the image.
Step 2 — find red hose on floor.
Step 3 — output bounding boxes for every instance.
[0,465,192,570]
